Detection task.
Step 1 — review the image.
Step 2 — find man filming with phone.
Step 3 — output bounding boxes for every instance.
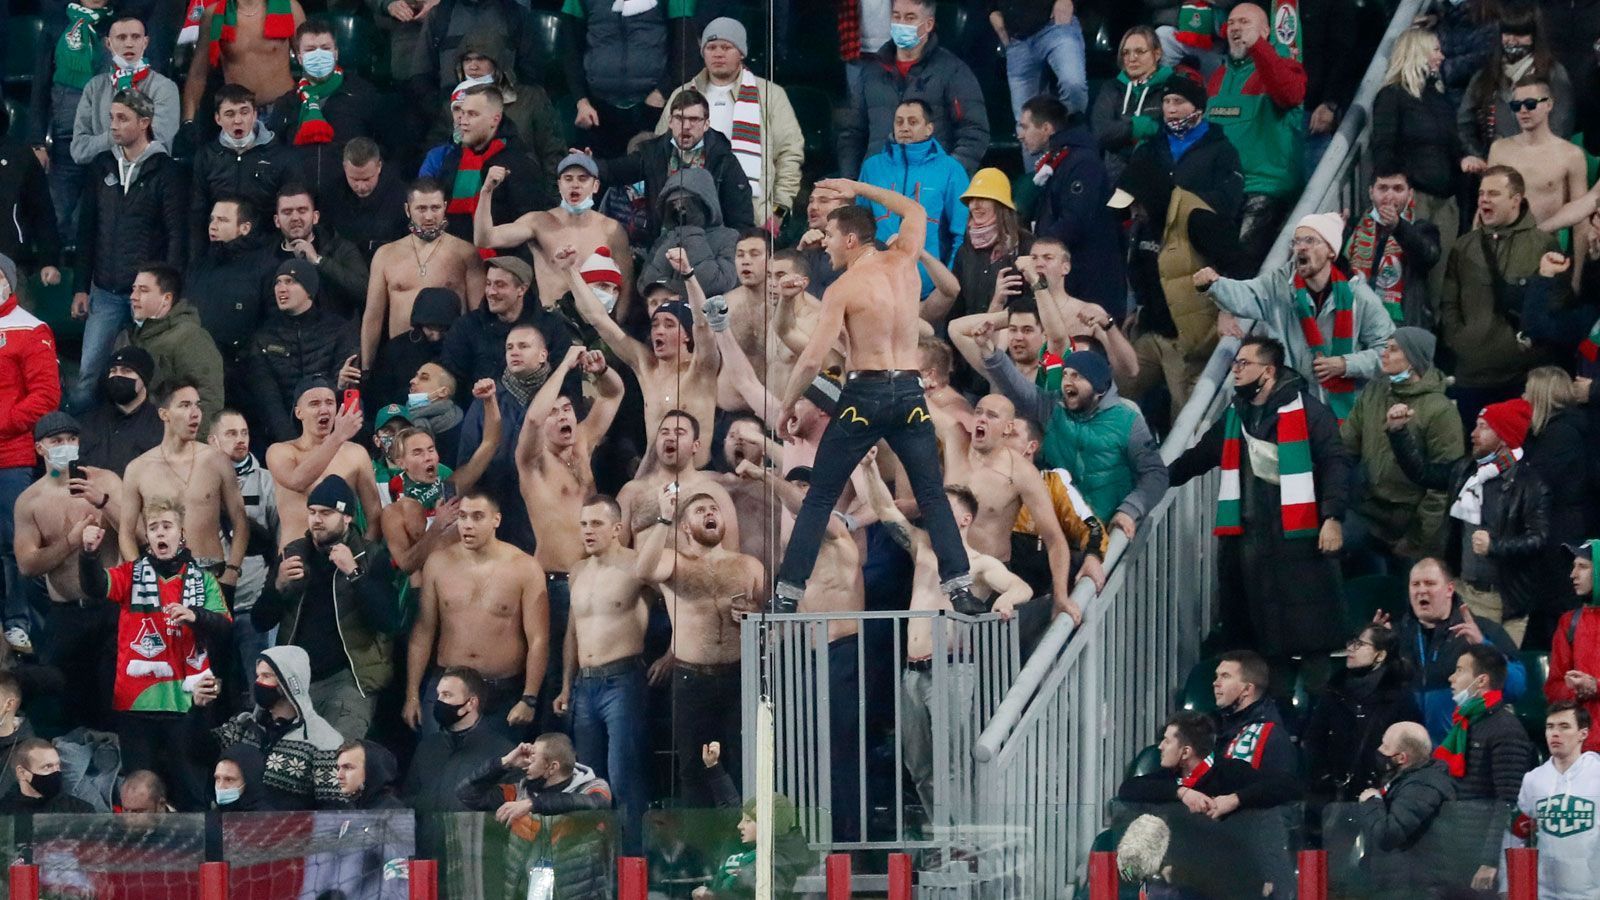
[265,377,385,549]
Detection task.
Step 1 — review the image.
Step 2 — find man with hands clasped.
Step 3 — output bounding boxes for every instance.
[1117,710,1300,819]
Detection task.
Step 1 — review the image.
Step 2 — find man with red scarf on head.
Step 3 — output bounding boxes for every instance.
[1437,643,1533,890]
[438,84,548,252]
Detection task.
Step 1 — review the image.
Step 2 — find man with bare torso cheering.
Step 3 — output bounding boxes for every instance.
[774,178,976,614]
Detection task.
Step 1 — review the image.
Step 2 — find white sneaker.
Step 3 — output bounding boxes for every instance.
[5,628,33,655]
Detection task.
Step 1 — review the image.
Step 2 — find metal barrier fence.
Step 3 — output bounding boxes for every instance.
[738,610,1020,881]
[968,0,1429,893]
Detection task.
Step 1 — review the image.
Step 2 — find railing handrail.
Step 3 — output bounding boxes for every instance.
[973,0,1429,763]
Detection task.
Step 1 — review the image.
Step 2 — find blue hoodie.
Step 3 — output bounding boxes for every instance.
[857,136,970,297]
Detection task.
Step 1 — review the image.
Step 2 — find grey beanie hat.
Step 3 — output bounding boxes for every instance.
[701,17,749,57]
[1390,326,1436,375]
[0,252,16,293]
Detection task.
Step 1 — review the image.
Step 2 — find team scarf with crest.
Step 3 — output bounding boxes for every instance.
[208,0,295,67]
[1344,201,1413,324]
[1215,395,1320,538]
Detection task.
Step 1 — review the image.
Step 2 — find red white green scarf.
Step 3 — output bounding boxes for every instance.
[1580,314,1600,363]
[1178,754,1213,788]
[1176,1,1218,50]
[1224,722,1276,769]
[727,70,766,201]
[1434,690,1503,778]
[112,60,154,92]
[1032,147,1071,187]
[208,0,295,67]
[447,139,505,216]
[1292,268,1357,422]
[1215,394,1320,538]
[1344,201,1412,325]
[293,69,343,146]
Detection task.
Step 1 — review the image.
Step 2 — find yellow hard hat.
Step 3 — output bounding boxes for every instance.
[960,168,1015,211]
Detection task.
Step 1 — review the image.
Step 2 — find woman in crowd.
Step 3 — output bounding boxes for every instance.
[1090,26,1173,186]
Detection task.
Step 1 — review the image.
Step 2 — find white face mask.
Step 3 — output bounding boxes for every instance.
[1451,687,1472,706]
[590,286,618,314]
[112,54,141,71]
[45,443,79,472]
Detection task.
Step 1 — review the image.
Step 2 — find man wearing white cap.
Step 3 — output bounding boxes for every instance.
[476,151,633,313]
[1194,211,1393,421]
[657,16,805,229]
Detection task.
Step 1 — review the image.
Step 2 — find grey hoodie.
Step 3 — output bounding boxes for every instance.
[211,645,346,806]
[637,167,739,296]
[69,67,181,165]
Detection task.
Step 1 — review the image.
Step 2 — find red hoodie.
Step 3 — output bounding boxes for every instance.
[0,293,60,469]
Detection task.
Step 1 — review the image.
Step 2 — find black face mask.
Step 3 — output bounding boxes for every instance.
[1378,751,1404,780]
[1502,43,1532,62]
[29,770,63,801]
[252,680,282,710]
[102,375,140,405]
[1234,373,1267,403]
[432,699,466,730]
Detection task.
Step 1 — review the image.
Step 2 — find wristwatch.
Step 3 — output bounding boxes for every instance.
[521,694,538,708]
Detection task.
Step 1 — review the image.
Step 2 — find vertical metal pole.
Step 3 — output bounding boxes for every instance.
[1087,851,1118,900]
[406,860,437,900]
[199,862,230,900]
[825,853,852,899]
[1297,849,1328,900]
[617,857,648,900]
[887,852,913,900]
[9,864,39,900]
[1505,847,1538,900]
[757,699,776,898]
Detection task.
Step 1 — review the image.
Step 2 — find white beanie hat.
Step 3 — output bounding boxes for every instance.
[1295,212,1344,255]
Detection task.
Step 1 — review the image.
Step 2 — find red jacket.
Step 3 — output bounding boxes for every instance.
[0,293,60,469]
[1545,605,1600,753]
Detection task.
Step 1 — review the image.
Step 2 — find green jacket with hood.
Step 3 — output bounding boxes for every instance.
[1340,367,1464,555]
[118,300,226,425]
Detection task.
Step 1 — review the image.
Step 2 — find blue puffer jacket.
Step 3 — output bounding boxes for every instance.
[858,137,970,298]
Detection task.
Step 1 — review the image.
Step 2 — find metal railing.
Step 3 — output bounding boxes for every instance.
[970,0,1427,893]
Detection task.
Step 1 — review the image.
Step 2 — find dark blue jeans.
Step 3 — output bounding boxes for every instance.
[776,375,969,597]
[572,658,647,852]
[0,468,36,633]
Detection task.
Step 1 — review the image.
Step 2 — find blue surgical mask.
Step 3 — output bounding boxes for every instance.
[407,392,431,411]
[45,444,78,472]
[890,22,922,50]
[301,49,337,80]
[215,786,243,806]
[560,196,594,215]
[1388,370,1411,384]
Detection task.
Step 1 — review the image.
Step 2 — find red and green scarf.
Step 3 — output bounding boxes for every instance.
[1178,754,1214,788]
[112,60,154,91]
[1580,314,1600,363]
[1344,201,1413,325]
[1215,394,1320,538]
[293,69,343,145]
[1433,690,1503,778]
[447,139,505,215]
[208,0,296,67]
[1176,1,1217,50]
[1292,267,1357,422]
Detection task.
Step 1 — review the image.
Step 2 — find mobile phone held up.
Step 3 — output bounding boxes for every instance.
[343,389,362,417]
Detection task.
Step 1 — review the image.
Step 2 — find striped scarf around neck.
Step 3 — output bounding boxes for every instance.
[1292,267,1357,421]
[209,0,296,67]
[1434,690,1503,777]
[1215,393,1320,538]
[1345,201,1413,324]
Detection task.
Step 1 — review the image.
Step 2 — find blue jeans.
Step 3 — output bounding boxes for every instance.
[0,469,35,632]
[572,658,646,853]
[775,374,970,600]
[1006,21,1088,164]
[70,286,131,412]
[47,85,84,239]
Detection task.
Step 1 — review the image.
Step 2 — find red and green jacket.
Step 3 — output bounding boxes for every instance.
[1205,39,1307,200]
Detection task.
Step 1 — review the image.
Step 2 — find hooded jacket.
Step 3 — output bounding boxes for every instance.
[858,136,969,295]
[333,739,404,809]
[256,528,400,695]
[1090,66,1173,180]
[76,141,187,294]
[188,122,293,257]
[1515,751,1600,899]
[1388,427,1553,620]
[1031,124,1128,316]
[431,33,567,186]
[1341,368,1463,556]
[188,232,278,351]
[118,302,227,425]
[597,127,755,247]
[211,645,345,807]
[840,34,990,176]
[1441,210,1562,388]
[241,302,361,444]
[637,168,740,297]
[1547,562,1600,754]
[1303,662,1423,800]
[560,0,672,105]
[0,105,61,273]
[215,743,269,811]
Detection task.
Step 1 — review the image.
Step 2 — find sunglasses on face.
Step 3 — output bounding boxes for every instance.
[1508,97,1550,112]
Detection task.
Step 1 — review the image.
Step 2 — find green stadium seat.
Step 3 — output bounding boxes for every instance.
[1342,574,1408,637]
[1514,651,1550,742]
[328,14,378,80]
[1179,656,1220,713]
[5,16,46,90]
[28,269,82,343]
[1124,743,1164,780]
[785,85,836,174]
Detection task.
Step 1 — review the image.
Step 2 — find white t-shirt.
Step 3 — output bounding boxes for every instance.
[703,81,736,140]
[1516,751,1600,900]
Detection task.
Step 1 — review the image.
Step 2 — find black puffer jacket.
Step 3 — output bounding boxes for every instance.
[283,72,383,200]
[1303,662,1423,800]
[75,143,188,293]
[439,124,553,245]
[187,233,278,351]
[188,126,294,257]
[1388,428,1554,619]
[1355,758,1454,852]
[241,304,360,443]
[271,226,371,322]
[0,105,60,272]
[1125,122,1244,230]
[1215,696,1298,778]
[1370,81,1461,199]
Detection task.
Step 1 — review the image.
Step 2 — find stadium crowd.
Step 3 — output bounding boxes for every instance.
[0,0,1599,894]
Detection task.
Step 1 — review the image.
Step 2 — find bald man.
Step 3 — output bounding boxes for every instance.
[1357,722,1453,852]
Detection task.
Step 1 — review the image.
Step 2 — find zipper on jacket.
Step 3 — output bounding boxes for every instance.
[331,558,366,698]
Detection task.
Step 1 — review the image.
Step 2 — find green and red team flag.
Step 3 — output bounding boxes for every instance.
[1176,0,1298,58]
[1215,394,1320,538]
[1580,315,1600,362]
[208,0,295,66]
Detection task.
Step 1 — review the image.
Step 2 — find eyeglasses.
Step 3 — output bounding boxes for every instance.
[1121,46,1154,58]
[1289,235,1323,248]
[1507,97,1550,112]
[1230,358,1264,371]
[1346,638,1375,651]
[670,114,708,126]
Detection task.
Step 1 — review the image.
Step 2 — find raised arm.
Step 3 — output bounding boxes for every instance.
[451,380,504,492]
[267,409,362,494]
[949,311,1009,375]
[473,166,538,249]
[861,454,918,554]
[578,354,624,447]
[667,250,722,377]
[917,243,962,324]
[633,487,680,585]
[715,329,785,433]
[554,245,645,366]
[818,178,925,260]
[516,347,582,470]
